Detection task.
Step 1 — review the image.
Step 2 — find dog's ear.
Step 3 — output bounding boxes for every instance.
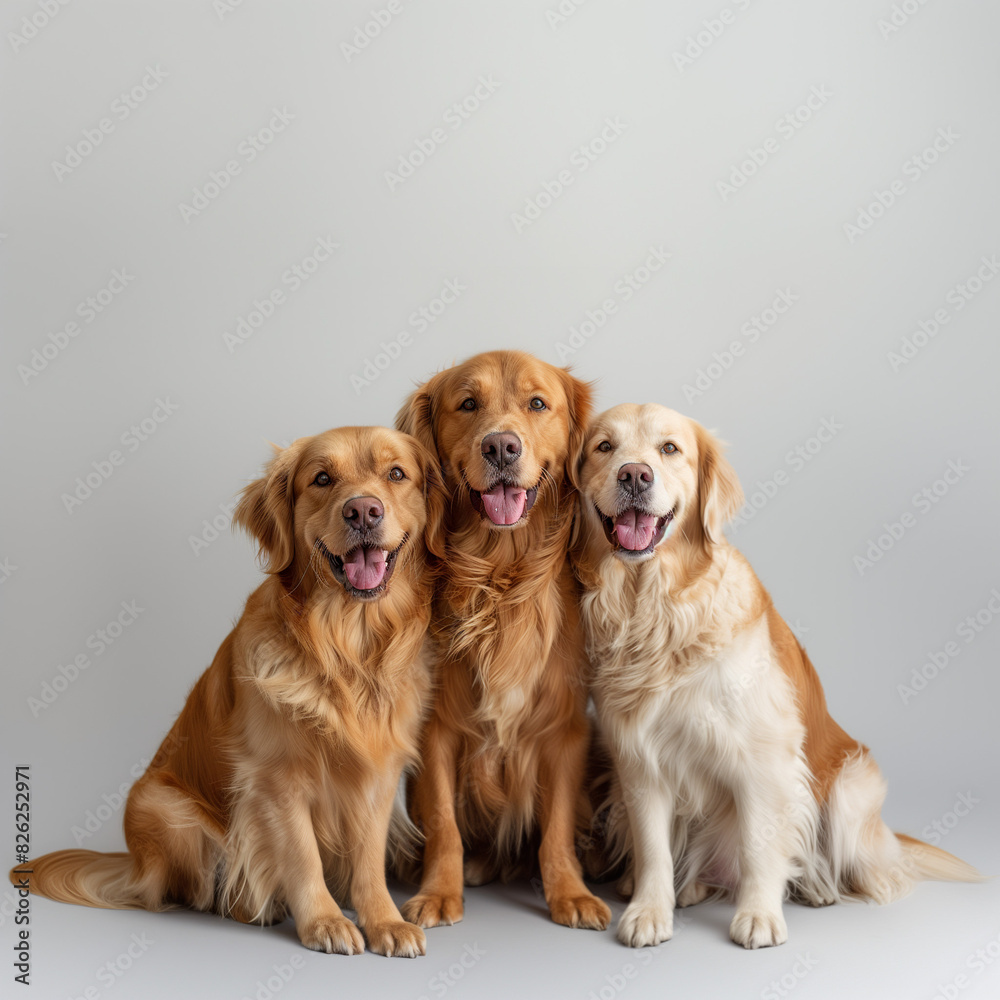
[395,371,443,466]
[418,445,449,562]
[559,366,595,491]
[695,423,744,546]
[233,442,300,574]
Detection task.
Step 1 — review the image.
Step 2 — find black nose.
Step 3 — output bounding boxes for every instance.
[481,431,522,470]
[618,463,653,495]
[343,495,384,531]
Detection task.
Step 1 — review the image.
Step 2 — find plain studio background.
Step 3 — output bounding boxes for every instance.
[2,2,999,998]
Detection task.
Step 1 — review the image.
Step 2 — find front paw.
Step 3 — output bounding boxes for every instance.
[401,891,464,928]
[616,869,634,899]
[550,892,612,930]
[298,914,365,955]
[616,902,673,947]
[677,881,712,908]
[364,920,427,958]
[729,909,788,949]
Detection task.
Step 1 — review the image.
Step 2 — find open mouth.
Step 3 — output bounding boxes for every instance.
[598,505,674,557]
[468,482,539,526]
[316,536,407,600]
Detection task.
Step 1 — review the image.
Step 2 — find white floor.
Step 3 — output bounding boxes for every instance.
[9,831,998,1000]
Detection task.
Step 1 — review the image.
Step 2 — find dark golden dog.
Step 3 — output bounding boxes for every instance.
[396,350,611,931]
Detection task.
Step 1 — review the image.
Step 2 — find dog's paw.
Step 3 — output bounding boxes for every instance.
[616,902,673,947]
[677,881,712,908]
[855,872,897,905]
[616,870,634,899]
[729,909,788,949]
[799,890,838,908]
[298,914,365,955]
[401,892,464,928]
[463,855,498,887]
[550,892,612,930]
[364,920,427,958]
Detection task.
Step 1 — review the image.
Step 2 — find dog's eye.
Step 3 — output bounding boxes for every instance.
[460,398,477,411]
[662,442,678,454]
[313,472,331,486]
[529,397,546,411]
[597,441,613,453]
[388,466,405,482]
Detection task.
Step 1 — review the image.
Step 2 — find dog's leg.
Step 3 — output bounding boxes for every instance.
[255,792,364,955]
[729,779,792,949]
[537,722,612,930]
[401,719,465,928]
[352,777,427,958]
[124,775,224,914]
[614,753,675,947]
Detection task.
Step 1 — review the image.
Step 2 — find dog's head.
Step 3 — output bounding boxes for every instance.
[396,350,592,531]
[576,403,744,562]
[234,426,446,601]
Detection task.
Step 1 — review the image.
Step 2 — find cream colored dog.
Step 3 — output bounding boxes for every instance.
[573,403,980,949]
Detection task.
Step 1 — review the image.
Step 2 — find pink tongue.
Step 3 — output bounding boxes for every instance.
[614,509,658,551]
[342,547,388,590]
[480,484,527,525]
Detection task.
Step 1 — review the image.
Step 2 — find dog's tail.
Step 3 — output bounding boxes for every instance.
[10,851,149,910]
[835,824,986,905]
[894,833,984,886]
[813,751,987,905]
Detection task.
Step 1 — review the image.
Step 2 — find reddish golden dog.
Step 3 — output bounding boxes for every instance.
[13,427,446,957]
[395,350,611,931]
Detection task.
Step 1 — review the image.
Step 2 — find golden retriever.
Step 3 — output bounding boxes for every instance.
[12,426,446,957]
[573,403,981,948]
[395,350,611,930]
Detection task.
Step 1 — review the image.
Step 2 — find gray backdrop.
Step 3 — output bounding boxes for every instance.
[2,2,998,998]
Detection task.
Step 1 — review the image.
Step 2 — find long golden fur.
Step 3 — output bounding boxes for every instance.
[395,350,611,930]
[574,403,981,949]
[12,426,447,957]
